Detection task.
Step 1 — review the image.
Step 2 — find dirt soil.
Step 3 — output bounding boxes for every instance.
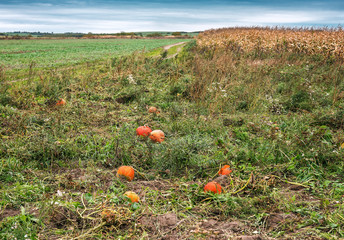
[163,42,186,51]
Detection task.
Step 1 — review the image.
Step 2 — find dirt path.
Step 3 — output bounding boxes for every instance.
[163,41,186,59]
[163,41,186,51]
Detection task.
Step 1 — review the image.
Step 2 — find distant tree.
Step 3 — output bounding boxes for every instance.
[12,34,22,39]
[147,33,163,37]
[84,32,94,38]
[172,32,182,36]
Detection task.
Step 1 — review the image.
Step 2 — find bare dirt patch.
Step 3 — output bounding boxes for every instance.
[0,208,21,221]
[266,213,297,230]
[127,179,175,193]
[189,218,274,240]
[140,212,178,230]
[139,212,183,239]
[278,183,318,203]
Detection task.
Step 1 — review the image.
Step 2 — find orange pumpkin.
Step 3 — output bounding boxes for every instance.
[148,106,157,113]
[218,165,232,175]
[204,182,222,194]
[56,98,66,106]
[124,191,139,203]
[136,126,152,137]
[116,166,135,181]
[149,130,165,143]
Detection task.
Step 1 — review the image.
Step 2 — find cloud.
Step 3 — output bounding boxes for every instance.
[241,11,321,24]
[0,1,343,32]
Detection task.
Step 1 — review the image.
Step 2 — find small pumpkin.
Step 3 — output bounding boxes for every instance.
[116,166,135,181]
[101,209,116,224]
[136,126,152,137]
[56,98,66,106]
[149,130,165,143]
[204,181,222,194]
[148,106,157,113]
[218,165,232,175]
[124,191,139,203]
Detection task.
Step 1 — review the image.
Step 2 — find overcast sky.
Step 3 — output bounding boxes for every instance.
[1,0,344,33]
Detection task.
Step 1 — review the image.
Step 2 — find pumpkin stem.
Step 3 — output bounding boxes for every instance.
[230,172,253,195]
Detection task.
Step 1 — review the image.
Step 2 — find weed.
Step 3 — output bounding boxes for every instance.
[0,207,42,240]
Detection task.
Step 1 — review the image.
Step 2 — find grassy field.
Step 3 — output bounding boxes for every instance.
[1,31,344,239]
[0,38,189,81]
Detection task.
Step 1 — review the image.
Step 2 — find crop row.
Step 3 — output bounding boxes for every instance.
[197,27,344,60]
[0,39,187,70]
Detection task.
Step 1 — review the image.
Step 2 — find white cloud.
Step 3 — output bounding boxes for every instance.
[241,11,319,24]
[32,3,53,7]
[0,4,343,32]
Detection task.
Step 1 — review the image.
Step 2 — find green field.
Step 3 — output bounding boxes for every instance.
[0,38,188,70]
[1,34,344,239]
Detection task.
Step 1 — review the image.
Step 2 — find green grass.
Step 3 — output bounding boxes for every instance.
[0,38,189,71]
[166,44,183,56]
[144,47,164,57]
[0,38,344,239]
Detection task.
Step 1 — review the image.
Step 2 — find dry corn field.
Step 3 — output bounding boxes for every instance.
[197,27,344,60]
